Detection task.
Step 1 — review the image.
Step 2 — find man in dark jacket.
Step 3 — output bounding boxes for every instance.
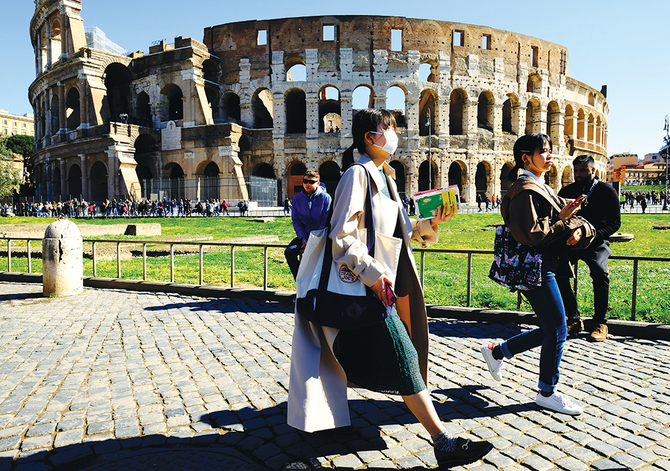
[557,155,621,341]
[285,170,332,279]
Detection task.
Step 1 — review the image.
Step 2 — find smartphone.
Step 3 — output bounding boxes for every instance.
[384,282,397,307]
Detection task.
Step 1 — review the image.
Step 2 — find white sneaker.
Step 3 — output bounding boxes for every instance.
[535,391,583,415]
[480,344,504,382]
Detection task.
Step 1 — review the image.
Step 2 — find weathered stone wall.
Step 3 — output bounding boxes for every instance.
[29,6,609,204]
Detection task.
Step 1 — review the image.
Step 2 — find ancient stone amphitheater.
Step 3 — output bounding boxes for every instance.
[29,1,608,204]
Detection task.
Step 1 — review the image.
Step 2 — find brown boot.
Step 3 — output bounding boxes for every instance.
[589,323,608,341]
[567,319,584,335]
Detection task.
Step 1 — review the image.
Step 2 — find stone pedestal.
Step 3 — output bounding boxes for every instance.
[42,219,83,297]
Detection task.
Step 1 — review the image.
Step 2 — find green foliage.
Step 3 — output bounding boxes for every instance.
[1,135,34,158]
[0,142,21,199]
[3,214,670,323]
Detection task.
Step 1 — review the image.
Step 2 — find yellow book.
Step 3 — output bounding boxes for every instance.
[412,186,460,220]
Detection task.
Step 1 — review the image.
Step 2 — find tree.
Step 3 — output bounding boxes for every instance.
[2,134,34,158]
[0,135,35,196]
[0,142,21,199]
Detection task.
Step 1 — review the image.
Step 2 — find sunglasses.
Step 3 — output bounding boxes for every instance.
[303,179,318,184]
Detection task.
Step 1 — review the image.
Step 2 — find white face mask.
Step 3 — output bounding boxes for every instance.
[370,129,399,155]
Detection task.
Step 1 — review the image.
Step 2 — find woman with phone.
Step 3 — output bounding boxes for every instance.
[288,108,493,469]
[480,133,595,414]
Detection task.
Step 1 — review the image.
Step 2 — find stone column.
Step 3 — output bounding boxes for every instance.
[58,82,66,133]
[42,219,83,297]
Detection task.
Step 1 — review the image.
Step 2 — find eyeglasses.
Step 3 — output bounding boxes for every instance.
[303,179,318,185]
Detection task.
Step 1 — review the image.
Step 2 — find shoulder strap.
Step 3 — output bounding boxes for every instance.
[318,163,375,291]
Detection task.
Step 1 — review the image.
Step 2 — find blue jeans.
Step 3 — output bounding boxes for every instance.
[499,254,567,394]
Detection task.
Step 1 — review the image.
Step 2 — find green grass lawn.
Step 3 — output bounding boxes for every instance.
[2,213,669,323]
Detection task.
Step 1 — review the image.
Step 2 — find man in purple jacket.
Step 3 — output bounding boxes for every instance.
[285,170,332,279]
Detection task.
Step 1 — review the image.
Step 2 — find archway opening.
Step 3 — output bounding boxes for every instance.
[68,164,82,198]
[418,159,438,191]
[288,162,307,199]
[389,160,406,200]
[90,162,108,201]
[104,63,132,123]
[253,88,274,128]
[419,90,437,136]
[449,90,466,135]
[386,86,407,128]
[319,160,341,196]
[285,89,306,134]
[66,88,80,130]
[223,93,241,124]
[319,86,341,133]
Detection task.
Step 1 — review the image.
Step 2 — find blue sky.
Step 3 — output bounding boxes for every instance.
[3,0,669,158]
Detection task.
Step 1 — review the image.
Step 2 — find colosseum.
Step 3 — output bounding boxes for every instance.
[29,1,609,206]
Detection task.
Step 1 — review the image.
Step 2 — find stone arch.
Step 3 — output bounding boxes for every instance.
[68,163,82,198]
[199,161,220,201]
[419,89,438,136]
[595,116,602,145]
[477,91,494,131]
[418,159,438,191]
[103,62,132,123]
[386,85,407,127]
[526,73,541,93]
[525,98,541,135]
[50,18,61,65]
[352,85,374,110]
[546,101,560,144]
[285,88,306,134]
[419,59,438,83]
[502,93,519,135]
[449,89,467,135]
[564,104,574,137]
[164,162,185,200]
[222,91,241,123]
[65,87,80,130]
[561,165,572,188]
[448,161,467,199]
[252,88,274,129]
[475,161,492,197]
[389,160,407,199]
[546,164,558,189]
[286,63,306,82]
[287,161,307,199]
[577,108,585,140]
[238,135,251,153]
[89,161,108,202]
[587,113,595,143]
[160,84,183,122]
[319,160,341,195]
[50,94,59,134]
[253,163,275,178]
[135,92,151,127]
[319,85,341,133]
[499,161,515,195]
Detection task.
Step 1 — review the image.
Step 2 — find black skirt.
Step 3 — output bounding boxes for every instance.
[332,308,425,396]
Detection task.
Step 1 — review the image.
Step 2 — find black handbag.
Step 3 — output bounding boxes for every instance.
[296,164,391,330]
[488,225,542,291]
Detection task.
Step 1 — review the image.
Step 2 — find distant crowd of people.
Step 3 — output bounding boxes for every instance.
[2,198,252,218]
[620,190,668,212]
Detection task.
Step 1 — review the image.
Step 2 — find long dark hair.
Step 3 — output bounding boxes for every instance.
[508,133,552,182]
[342,108,396,170]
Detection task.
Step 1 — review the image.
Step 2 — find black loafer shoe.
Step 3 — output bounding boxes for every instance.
[434,438,494,469]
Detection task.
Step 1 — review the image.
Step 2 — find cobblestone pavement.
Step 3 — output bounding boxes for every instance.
[0,282,669,471]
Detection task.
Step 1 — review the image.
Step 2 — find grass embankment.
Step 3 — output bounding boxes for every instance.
[2,213,669,323]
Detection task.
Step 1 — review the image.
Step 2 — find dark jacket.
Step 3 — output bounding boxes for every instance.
[558,179,621,246]
[501,176,595,261]
[291,183,332,240]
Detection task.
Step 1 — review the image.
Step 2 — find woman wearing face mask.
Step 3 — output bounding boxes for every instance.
[288,109,493,469]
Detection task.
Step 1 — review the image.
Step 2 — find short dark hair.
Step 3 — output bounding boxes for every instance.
[304,170,319,180]
[572,154,594,167]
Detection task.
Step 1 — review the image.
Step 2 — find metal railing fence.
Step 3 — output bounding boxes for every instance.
[1,237,668,322]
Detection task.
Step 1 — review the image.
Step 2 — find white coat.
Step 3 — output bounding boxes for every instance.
[287,155,439,433]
